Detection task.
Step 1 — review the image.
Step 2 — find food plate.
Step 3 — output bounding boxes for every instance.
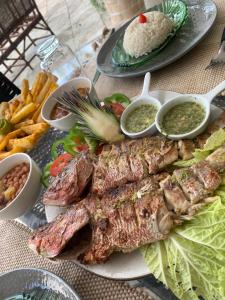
[112,0,187,67]
[44,89,223,280]
[97,0,217,78]
[0,268,80,300]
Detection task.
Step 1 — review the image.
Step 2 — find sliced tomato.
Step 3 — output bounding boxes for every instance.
[110,103,125,118]
[75,143,89,152]
[50,153,73,177]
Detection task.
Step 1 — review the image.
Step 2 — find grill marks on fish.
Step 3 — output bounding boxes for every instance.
[92,137,178,195]
[81,177,174,264]
[29,153,223,263]
[191,161,221,191]
[29,202,90,258]
[43,154,93,206]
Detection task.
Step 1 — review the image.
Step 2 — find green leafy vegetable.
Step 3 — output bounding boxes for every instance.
[173,129,225,167]
[104,93,130,107]
[41,162,52,187]
[203,128,225,151]
[142,190,225,300]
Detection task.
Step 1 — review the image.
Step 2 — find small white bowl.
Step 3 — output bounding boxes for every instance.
[156,79,225,140]
[41,77,96,131]
[0,153,41,220]
[120,72,161,138]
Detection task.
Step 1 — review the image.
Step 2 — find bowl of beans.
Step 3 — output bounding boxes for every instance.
[41,77,97,131]
[0,153,41,220]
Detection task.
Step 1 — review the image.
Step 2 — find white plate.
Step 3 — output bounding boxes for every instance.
[45,90,222,280]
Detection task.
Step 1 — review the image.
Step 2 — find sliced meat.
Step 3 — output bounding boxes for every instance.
[143,138,178,174]
[160,175,190,214]
[174,168,208,204]
[191,161,221,191]
[178,140,195,160]
[28,202,90,258]
[43,154,93,206]
[206,145,225,172]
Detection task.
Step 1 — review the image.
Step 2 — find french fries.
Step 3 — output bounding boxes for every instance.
[26,92,33,104]
[11,103,36,124]
[21,123,49,135]
[21,79,29,102]
[0,146,25,160]
[7,133,40,151]
[14,120,34,129]
[0,71,58,159]
[0,129,23,151]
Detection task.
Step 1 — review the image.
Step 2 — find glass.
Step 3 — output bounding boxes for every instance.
[104,0,145,27]
[37,36,84,85]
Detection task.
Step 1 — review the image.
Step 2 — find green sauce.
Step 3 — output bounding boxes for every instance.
[125,104,157,133]
[161,102,205,135]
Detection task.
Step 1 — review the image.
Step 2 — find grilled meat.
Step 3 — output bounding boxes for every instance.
[43,154,93,206]
[160,176,190,214]
[191,161,221,190]
[82,177,173,264]
[178,140,195,160]
[92,136,178,195]
[30,176,174,263]
[29,146,224,263]
[206,145,225,172]
[29,201,90,257]
[173,168,208,204]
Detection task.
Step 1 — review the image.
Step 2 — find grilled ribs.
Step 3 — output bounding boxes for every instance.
[43,154,93,206]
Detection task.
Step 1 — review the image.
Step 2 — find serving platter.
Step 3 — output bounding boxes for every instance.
[97,0,217,78]
[41,89,223,281]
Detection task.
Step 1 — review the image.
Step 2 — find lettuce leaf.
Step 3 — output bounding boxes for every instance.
[142,195,225,300]
[173,129,225,168]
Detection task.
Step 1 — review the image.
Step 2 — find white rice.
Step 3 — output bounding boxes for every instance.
[123,11,174,58]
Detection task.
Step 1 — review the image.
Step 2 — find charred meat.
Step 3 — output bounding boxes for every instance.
[29,201,90,257]
[92,136,178,195]
[43,154,93,206]
[29,176,174,263]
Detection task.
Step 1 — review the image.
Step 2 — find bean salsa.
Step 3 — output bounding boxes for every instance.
[0,162,30,210]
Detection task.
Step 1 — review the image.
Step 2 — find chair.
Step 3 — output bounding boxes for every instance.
[0,72,21,101]
[0,0,54,82]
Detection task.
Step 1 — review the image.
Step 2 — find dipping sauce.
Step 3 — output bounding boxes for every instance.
[50,87,89,120]
[51,103,69,120]
[125,104,157,133]
[0,162,30,210]
[161,102,205,135]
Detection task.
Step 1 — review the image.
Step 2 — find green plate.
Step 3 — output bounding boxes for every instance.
[112,0,188,67]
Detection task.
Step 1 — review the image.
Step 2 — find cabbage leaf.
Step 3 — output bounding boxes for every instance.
[173,129,225,168]
[142,194,225,300]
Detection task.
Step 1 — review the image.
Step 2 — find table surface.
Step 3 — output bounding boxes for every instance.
[1,0,225,299]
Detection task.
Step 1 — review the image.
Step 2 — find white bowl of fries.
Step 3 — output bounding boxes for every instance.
[0,72,57,160]
[41,77,95,131]
[0,153,41,220]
